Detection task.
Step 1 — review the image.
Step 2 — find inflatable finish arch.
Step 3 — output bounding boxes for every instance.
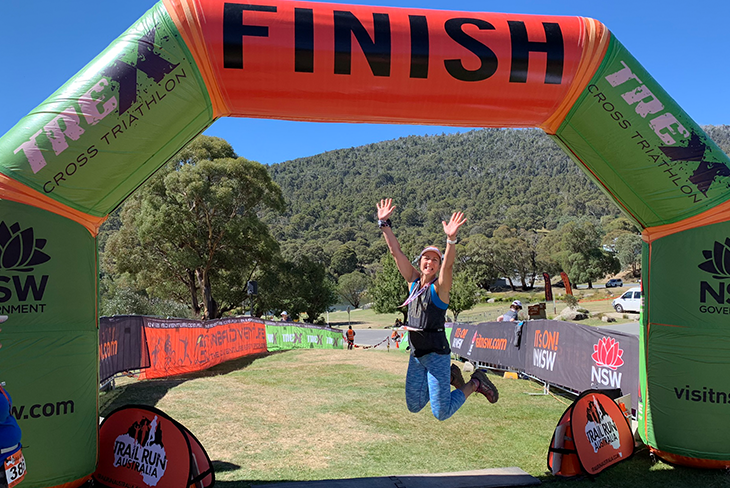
[0,0,729,485]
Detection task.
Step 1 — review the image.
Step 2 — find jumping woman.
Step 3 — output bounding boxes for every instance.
[376,198,499,421]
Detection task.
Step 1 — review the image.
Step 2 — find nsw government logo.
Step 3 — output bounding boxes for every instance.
[698,238,730,315]
[0,222,50,314]
[113,415,167,485]
[591,337,624,388]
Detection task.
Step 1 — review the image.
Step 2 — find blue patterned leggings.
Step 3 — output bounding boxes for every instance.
[405,352,466,421]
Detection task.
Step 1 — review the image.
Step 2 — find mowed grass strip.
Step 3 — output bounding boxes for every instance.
[101,349,730,488]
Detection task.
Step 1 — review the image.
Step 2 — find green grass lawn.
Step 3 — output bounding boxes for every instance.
[101,349,729,488]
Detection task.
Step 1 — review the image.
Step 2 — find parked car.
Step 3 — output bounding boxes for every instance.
[606,278,623,288]
[612,287,642,313]
[552,281,574,288]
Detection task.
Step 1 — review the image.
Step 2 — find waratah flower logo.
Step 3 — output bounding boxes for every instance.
[0,222,51,272]
[698,238,730,279]
[591,337,624,370]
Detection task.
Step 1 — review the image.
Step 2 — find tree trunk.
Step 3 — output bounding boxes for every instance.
[188,270,201,317]
[587,281,593,289]
[197,269,218,319]
[519,274,527,292]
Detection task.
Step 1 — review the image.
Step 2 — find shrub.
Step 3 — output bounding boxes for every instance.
[563,294,580,309]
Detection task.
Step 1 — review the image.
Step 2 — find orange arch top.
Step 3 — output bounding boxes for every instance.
[164,0,609,129]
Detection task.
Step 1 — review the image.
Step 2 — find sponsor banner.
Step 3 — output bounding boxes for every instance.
[95,405,213,488]
[265,321,344,350]
[544,273,553,302]
[567,391,634,475]
[4,332,98,488]
[649,221,730,329]
[188,0,591,128]
[450,322,525,370]
[524,321,638,405]
[644,326,730,460]
[0,3,212,216]
[560,272,572,296]
[553,37,730,228]
[142,317,267,379]
[450,320,638,411]
[641,224,730,458]
[100,316,151,383]
[0,201,95,329]
[0,202,97,487]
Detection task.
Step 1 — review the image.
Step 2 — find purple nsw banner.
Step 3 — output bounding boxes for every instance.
[449,320,638,412]
[99,315,150,382]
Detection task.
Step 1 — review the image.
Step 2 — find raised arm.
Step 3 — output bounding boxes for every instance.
[377,199,419,283]
[437,211,467,303]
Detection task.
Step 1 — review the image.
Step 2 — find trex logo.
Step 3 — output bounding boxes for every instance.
[102,26,179,116]
[659,132,730,196]
[0,222,50,272]
[14,25,179,175]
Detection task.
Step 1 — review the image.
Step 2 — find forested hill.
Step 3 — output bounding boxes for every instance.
[264,125,730,264]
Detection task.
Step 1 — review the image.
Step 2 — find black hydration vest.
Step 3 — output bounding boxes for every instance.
[407,283,450,357]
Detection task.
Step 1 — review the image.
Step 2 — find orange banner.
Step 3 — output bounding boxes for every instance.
[560,271,573,296]
[141,317,267,379]
[165,0,603,127]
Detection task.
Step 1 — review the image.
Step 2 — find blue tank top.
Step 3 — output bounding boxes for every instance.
[407,282,450,357]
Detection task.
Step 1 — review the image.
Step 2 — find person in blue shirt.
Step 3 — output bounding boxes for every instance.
[376,199,498,421]
[498,300,523,321]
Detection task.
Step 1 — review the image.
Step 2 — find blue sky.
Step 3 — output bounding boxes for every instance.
[1,0,728,164]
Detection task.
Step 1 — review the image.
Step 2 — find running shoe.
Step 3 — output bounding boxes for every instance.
[450,363,465,389]
[471,369,499,403]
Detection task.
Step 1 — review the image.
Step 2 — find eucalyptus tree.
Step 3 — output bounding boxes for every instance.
[104,136,285,319]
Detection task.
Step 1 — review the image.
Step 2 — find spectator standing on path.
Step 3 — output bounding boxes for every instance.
[345,326,356,350]
[280,311,290,322]
[497,300,522,322]
[377,198,498,422]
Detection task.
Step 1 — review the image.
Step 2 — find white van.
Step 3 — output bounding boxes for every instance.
[612,287,642,313]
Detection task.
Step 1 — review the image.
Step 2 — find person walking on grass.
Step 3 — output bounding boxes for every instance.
[376,198,498,421]
[345,326,356,350]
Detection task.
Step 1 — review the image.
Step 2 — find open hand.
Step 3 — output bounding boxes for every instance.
[377,198,396,221]
[442,211,466,238]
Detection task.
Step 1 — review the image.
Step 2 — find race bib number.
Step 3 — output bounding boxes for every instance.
[4,450,26,488]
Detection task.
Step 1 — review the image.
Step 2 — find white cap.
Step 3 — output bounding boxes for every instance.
[418,246,443,262]
[0,316,7,323]
[511,300,523,308]
[281,311,288,316]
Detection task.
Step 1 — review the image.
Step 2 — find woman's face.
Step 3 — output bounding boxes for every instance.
[420,251,441,278]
